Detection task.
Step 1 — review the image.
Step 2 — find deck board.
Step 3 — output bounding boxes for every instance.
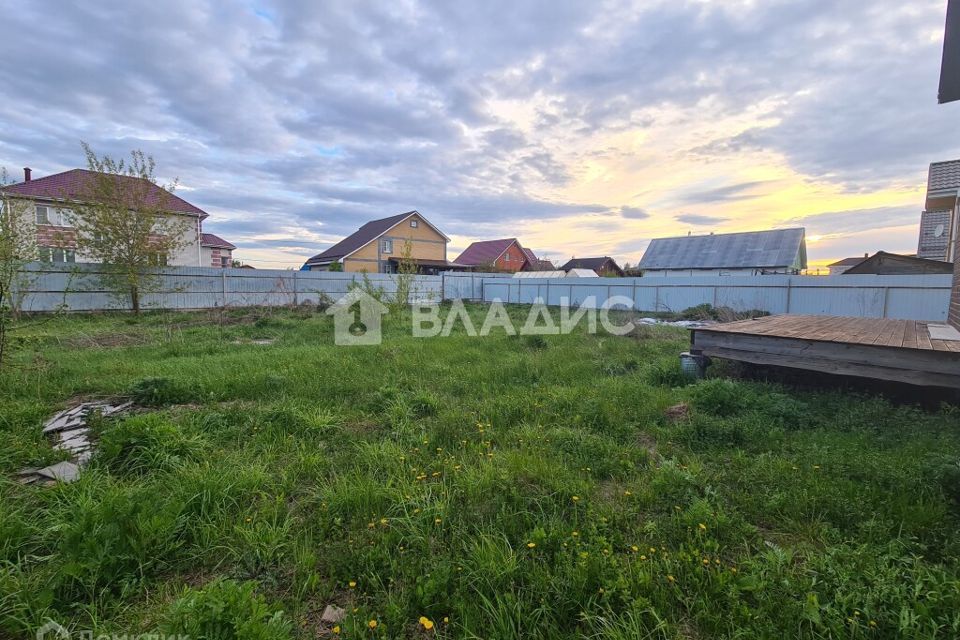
[690,314,960,390]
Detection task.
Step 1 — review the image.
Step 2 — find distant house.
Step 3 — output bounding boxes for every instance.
[560,256,624,277]
[455,238,529,272]
[638,228,807,277]
[1,167,214,266]
[200,233,236,268]
[841,252,955,276]
[566,268,600,278]
[521,248,556,271]
[917,159,959,262]
[826,254,868,275]
[303,211,465,274]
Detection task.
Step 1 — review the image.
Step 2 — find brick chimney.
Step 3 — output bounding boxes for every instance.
[23,167,31,182]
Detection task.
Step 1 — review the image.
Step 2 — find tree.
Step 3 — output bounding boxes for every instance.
[67,143,192,313]
[328,260,343,272]
[0,169,39,366]
[393,239,419,308]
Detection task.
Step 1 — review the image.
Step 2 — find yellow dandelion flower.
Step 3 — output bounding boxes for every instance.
[702,558,710,565]
[380,518,388,525]
[649,547,656,553]
[631,545,639,552]
[868,620,877,627]
[624,490,632,496]
[368,619,378,629]
[572,531,579,537]
[640,554,647,560]
[434,518,442,524]
[421,618,434,630]
[730,567,738,574]
[443,617,449,624]
[667,575,675,583]
[698,523,707,531]
[333,625,341,634]
[349,580,357,588]
[572,495,580,502]
[527,542,536,548]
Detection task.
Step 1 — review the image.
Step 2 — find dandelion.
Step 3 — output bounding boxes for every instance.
[813,465,821,470]
[868,620,877,628]
[368,619,378,629]
[333,625,341,634]
[349,580,357,588]
[419,616,435,630]
[431,471,441,477]
[245,517,252,523]
[572,496,580,502]
[640,554,647,560]
[380,518,388,525]
[527,542,536,548]
[624,490,632,496]
[702,558,710,565]
[435,518,442,524]
[730,567,738,574]
[698,523,707,531]
[443,617,449,624]
[667,575,675,583]
[649,547,656,553]
[572,531,579,537]
[631,545,639,552]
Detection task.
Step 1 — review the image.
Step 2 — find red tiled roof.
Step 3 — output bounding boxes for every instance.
[2,169,208,217]
[455,238,522,265]
[201,233,235,249]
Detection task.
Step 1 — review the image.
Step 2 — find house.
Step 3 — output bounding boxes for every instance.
[560,256,624,277]
[455,238,530,272]
[304,210,464,274]
[638,228,807,277]
[840,251,954,276]
[940,0,959,104]
[201,233,236,268]
[917,159,960,262]
[521,248,556,271]
[1,167,220,266]
[565,268,600,278]
[826,254,868,275]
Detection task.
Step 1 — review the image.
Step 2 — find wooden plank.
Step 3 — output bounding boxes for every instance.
[902,321,918,350]
[917,323,934,350]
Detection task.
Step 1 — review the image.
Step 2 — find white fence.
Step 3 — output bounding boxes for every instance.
[15,264,511,313]
[479,274,954,322]
[13,264,953,321]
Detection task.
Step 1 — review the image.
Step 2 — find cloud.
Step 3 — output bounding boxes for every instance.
[674,181,771,206]
[675,213,731,226]
[785,206,918,236]
[619,206,650,219]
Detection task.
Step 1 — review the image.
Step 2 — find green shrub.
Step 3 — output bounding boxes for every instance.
[162,579,291,640]
[690,379,750,417]
[97,414,205,476]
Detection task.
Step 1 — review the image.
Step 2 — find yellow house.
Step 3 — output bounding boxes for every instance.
[304,210,462,274]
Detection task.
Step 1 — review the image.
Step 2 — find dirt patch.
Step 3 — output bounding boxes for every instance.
[636,431,659,461]
[664,403,690,423]
[66,332,149,349]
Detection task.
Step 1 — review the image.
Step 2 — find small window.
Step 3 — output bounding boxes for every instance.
[410,219,419,228]
[504,252,511,262]
[381,239,393,254]
[36,205,51,225]
[221,256,231,267]
[148,253,168,266]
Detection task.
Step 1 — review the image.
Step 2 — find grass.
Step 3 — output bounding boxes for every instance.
[1,303,959,639]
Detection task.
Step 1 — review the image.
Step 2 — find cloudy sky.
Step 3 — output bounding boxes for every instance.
[0,1,957,269]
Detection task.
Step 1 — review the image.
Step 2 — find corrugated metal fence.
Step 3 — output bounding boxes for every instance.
[480,274,954,322]
[14,264,953,321]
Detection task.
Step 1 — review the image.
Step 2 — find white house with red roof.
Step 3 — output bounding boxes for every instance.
[2,167,236,267]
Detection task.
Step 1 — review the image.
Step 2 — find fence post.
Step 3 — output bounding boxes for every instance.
[220,270,227,308]
[785,278,792,314]
[882,286,890,318]
[293,270,299,306]
[654,286,660,312]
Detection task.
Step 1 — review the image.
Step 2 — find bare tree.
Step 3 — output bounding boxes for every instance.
[0,169,39,366]
[67,143,192,314]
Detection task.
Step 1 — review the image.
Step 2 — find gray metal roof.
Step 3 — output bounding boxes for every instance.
[638,228,807,270]
[928,159,960,193]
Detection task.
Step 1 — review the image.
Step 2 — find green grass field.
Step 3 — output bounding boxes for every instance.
[1,304,959,639]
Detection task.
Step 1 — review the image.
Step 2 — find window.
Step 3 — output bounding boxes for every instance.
[148,253,168,267]
[504,252,511,262]
[35,205,51,225]
[381,239,393,254]
[410,219,419,228]
[221,256,231,268]
[38,247,75,263]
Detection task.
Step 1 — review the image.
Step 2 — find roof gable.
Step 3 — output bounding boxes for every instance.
[2,169,208,217]
[201,233,235,250]
[639,228,807,270]
[560,256,619,271]
[305,211,446,265]
[455,238,523,265]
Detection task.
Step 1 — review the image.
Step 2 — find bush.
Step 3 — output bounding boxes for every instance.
[162,579,291,640]
[690,378,750,417]
[129,377,191,406]
[97,414,205,476]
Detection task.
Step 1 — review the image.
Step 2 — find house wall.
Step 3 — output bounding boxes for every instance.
[643,268,784,277]
[201,246,233,268]
[492,241,527,272]
[343,212,447,273]
[14,197,201,266]
[950,257,960,329]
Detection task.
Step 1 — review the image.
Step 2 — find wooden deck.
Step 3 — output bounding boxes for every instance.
[690,315,960,389]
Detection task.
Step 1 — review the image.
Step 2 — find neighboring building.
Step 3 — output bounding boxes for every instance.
[1,167,213,266]
[827,254,868,275]
[521,248,556,271]
[917,159,960,261]
[950,255,960,329]
[566,268,600,278]
[455,238,529,272]
[201,233,236,268]
[560,256,624,277]
[304,210,463,274]
[638,228,807,277]
[841,251,954,275]
[512,270,566,279]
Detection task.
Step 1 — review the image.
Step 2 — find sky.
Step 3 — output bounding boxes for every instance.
[0,0,957,269]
